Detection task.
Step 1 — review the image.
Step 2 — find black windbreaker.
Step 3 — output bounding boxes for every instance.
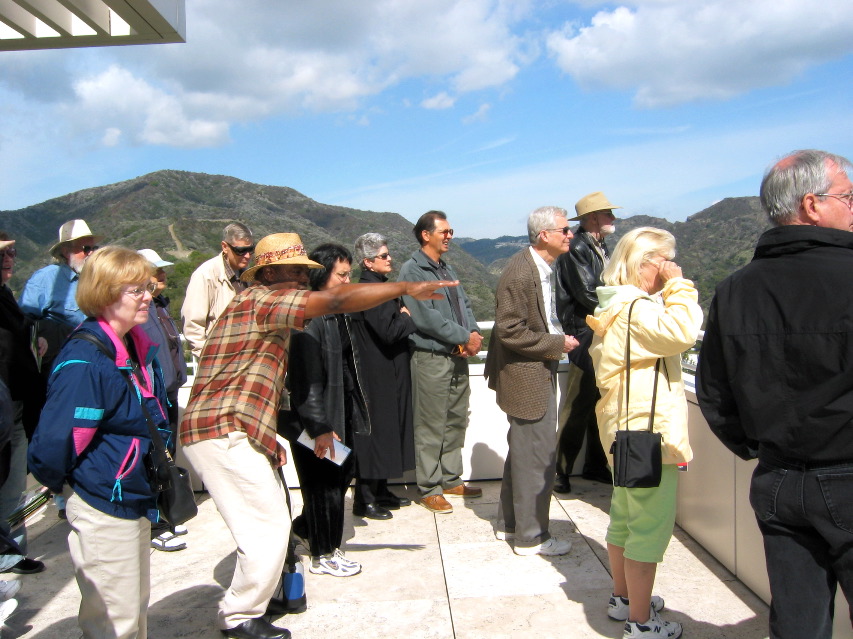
[697,224,853,463]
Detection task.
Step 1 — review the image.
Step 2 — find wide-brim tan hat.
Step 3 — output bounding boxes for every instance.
[241,233,323,282]
[569,192,622,221]
[50,219,102,258]
[0,240,14,251]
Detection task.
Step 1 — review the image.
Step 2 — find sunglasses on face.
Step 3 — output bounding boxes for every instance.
[371,252,391,260]
[78,245,99,254]
[543,226,571,236]
[226,243,255,256]
[432,229,454,237]
[0,247,16,259]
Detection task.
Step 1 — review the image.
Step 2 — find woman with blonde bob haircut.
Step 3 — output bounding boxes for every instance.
[29,245,171,639]
[587,227,702,639]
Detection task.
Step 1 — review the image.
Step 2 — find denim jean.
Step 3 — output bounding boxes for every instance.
[750,455,853,639]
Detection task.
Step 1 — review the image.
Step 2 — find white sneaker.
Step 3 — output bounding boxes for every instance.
[623,609,682,639]
[608,594,665,621]
[0,598,17,625]
[513,537,572,556]
[332,549,360,568]
[494,530,514,541]
[309,554,361,577]
[0,581,20,601]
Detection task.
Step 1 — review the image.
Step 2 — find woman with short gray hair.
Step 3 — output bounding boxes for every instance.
[349,233,418,519]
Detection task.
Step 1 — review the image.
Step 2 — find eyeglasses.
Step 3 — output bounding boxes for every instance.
[334,270,353,279]
[432,228,454,237]
[226,243,255,256]
[80,245,99,254]
[371,252,391,260]
[543,226,571,235]
[815,192,853,209]
[0,247,16,258]
[124,282,158,298]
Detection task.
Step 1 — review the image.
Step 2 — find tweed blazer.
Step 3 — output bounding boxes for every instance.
[484,248,565,421]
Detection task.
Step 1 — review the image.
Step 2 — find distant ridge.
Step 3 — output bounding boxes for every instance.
[2,170,770,321]
[0,170,499,320]
[456,196,772,315]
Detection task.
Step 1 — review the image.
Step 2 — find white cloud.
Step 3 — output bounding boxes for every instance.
[546,0,853,107]
[422,92,456,110]
[68,66,229,148]
[463,103,492,124]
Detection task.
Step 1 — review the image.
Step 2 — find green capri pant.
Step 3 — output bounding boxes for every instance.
[606,464,679,563]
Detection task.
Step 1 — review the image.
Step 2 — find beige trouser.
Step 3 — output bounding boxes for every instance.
[66,492,151,639]
[183,431,290,630]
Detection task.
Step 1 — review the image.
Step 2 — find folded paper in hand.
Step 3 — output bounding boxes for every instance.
[295,430,351,466]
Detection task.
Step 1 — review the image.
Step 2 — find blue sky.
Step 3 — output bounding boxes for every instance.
[2,0,852,238]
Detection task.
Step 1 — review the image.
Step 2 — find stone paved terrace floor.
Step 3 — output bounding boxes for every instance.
[3,479,770,639]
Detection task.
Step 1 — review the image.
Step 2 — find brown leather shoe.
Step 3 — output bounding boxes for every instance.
[418,495,453,513]
[444,483,483,497]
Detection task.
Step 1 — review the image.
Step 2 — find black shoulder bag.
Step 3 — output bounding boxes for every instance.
[610,299,664,488]
[72,332,198,525]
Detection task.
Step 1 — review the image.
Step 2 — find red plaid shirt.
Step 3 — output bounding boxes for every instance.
[179,286,310,458]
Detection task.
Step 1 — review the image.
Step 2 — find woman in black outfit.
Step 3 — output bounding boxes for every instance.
[285,244,364,577]
[349,233,417,520]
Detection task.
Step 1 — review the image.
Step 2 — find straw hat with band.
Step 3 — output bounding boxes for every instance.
[241,233,323,282]
[569,192,622,221]
[50,219,103,259]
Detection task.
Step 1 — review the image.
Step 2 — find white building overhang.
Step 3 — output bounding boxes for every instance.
[0,0,185,51]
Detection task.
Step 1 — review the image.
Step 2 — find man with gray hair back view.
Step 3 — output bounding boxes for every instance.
[698,150,853,639]
[181,222,254,360]
[485,206,579,556]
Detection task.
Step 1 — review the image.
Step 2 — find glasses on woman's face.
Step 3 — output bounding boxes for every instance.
[334,270,353,280]
[371,252,390,260]
[0,247,16,259]
[124,282,158,298]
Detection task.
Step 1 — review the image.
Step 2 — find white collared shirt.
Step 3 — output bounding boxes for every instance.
[529,247,564,336]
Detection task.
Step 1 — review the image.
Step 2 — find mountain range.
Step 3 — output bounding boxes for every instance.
[1,170,771,322]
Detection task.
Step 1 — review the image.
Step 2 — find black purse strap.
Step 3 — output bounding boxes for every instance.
[622,299,662,434]
[70,332,172,465]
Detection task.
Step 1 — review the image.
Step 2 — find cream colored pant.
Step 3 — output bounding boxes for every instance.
[66,492,150,639]
[183,431,290,630]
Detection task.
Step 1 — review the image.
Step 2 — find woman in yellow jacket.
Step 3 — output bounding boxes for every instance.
[587,227,703,639]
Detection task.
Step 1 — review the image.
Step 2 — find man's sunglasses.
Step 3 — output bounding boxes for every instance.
[0,247,16,258]
[226,243,255,256]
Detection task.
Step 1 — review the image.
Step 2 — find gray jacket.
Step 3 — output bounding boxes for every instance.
[398,249,478,354]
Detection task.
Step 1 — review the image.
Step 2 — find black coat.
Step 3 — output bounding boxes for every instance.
[349,270,417,479]
[698,225,853,464]
[0,285,46,438]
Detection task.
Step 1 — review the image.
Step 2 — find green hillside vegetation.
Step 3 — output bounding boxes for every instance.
[1,170,499,321]
[2,171,771,325]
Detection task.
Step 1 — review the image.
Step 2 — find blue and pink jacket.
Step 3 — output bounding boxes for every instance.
[28,318,170,521]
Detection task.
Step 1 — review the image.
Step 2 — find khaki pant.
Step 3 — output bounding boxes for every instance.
[183,431,290,630]
[67,492,150,639]
[410,350,470,497]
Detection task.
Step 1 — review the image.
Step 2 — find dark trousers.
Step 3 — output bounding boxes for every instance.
[750,456,853,639]
[354,478,388,505]
[556,365,608,478]
[291,442,355,558]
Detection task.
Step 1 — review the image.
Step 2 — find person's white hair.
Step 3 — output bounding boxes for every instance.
[527,206,568,245]
[601,227,676,290]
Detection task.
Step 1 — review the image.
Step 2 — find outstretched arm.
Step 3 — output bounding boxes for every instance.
[304,280,458,319]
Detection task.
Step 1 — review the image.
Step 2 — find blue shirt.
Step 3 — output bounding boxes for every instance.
[19,263,85,327]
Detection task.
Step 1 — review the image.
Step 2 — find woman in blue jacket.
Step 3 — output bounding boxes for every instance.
[28,246,170,639]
